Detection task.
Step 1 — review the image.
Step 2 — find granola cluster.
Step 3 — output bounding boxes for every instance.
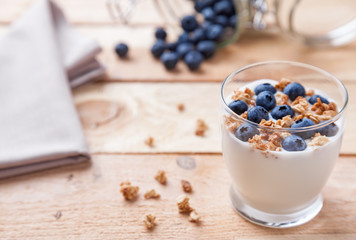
[144,189,160,199]
[143,214,156,230]
[154,170,167,184]
[231,87,255,105]
[176,194,200,223]
[195,119,208,136]
[120,181,139,200]
[181,180,193,193]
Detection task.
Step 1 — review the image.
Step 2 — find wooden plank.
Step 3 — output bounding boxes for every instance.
[73,81,356,155]
[0,154,355,239]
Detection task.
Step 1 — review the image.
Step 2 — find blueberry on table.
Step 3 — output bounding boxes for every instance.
[190,28,206,44]
[256,91,276,111]
[309,95,330,105]
[155,28,167,41]
[184,50,204,71]
[114,43,129,58]
[291,118,315,139]
[228,100,248,115]
[160,52,179,70]
[205,24,224,41]
[317,122,339,137]
[235,124,260,142]
[254,83,277,95]
[213,0,234,16]
[181,15,199,32]
[247,106,269,124]
[214,15,229,27]
[196,40,216,59]
[177,32,191,44]
[151,40,166,58]
[166,42,178,51]
[177,43,195,59]
[282,135,307,151]
[202,7,215,21]
[194,0,207,12]
[271,105,294,120]
[283,82,305,101]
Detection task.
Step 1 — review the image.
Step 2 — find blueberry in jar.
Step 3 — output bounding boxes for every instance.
[254,83,277,95]
[181,15,199,32]
[309,95,330,105]
[229,15,237,28]
[228,100,248,115]
[235,124,260,142]
[205,24,224,41]
[184,50,204,71]
[114,43,129,58]
[160,52,179,70]
[291,118,315,139]
[150,40,166,58]
[247,106,269,124]
[317,121,339,137]
[196,40,216,59]
[283,82,305,101]
[256,91,276,111]
[214,15,229,27]
[213,0,234,16]
[282,135,307,151]
[271,105,294,119]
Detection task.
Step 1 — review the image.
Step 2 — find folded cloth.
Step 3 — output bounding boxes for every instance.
[0,0,105,179]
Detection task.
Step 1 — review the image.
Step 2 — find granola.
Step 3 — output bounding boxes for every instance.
[231,87,254,105]
[145,137,154,147]
[120,181,139,200]
[181,180,193,193]
[177,103,185,112]
[308,133,329,147]
[275,78,291,91]
[176,194,193,214]
[154,170,167,184]
[143,214,156,230]
[195,119,208,137]
[188,210,200,223]
[144,189,160,199]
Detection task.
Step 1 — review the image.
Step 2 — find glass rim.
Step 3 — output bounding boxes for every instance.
[220,60,349,132]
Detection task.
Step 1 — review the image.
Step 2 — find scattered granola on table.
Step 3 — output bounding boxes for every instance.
[154,170,167,184]
[195,119,208,136]
[188,210,200,223]
[145,137,154,147]
[120,181,139,200]
[143,214,156,230]
[176,194,193,214]
[181,180,193,193]
[144,189,160,199]
[177,103,185,112]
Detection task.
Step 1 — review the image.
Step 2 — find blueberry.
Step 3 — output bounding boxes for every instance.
[291,118,315,139]
[213,0,233,16]
[228,100,248,115]
[206,24,224,41]
[247,106,269,123]
[282,135,307,151]
[194,0,214,12]
[317,121,339,137]
[309,95,330,105]
[201,20,213,30]
[283,82,305,101]
[181,15,199,32]
[151,40,166,58]
[256,91,276,111]
[177,32,191,44]
[176,43,195,59]
[254,83,277,95]
[155,28,167,41]
[166,42,178,51]
[214,15,229,27]
[235,124,260,142]
[202,7,215,21]
[160,52,179,70]
[184,50,204,71]
[114,43,129,58]
[190,28,206,44]
[271,105,294,119]
[229,14,237,28]
[196,40,216,59]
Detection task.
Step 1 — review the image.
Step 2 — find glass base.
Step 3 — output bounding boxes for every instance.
[229,187,323,228]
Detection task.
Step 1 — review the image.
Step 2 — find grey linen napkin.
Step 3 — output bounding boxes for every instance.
[0,0,105,178]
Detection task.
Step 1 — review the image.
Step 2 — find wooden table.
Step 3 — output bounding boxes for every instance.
[1,1,356,239]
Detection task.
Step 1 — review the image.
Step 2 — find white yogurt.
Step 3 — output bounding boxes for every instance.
[222,80,343,214]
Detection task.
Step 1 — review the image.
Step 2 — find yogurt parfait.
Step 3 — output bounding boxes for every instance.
[220,61,348,228]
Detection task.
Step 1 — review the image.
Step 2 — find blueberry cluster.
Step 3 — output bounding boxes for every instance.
[150,0,237,71]
[228,81,339,152]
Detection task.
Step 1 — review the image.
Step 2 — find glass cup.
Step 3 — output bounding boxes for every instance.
[220,61,348,228]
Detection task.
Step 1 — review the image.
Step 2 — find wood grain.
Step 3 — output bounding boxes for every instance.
[73,81,356,155]
[0,154,355,239]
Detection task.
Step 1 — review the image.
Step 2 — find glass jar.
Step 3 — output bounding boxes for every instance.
[107,0,356,47]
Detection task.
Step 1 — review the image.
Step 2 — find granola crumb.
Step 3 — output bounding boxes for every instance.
[120,181,139,200]
[176,194,193,214]
[223,115,240,133]
[195,119,208,137]
[177,103,185,112]
[275,92,289,105]
[275,78,292,91]
[240,111,248,119]
[293,114,304,121]
[181,180,193,193]
[306,89,315,96]
[145,137,154,147]
[144,189,160,199]
[275,115,293,128]
[189,210,200,223]
[291,96,309,115]
[248,135,268,151]
[231,87,254,104]
[154,170,167,185]
[143,214,156,230]
[311,97,331,115]
[308,133,329,147]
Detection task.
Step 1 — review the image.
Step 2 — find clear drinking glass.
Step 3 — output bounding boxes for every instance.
[220,61,348,228]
